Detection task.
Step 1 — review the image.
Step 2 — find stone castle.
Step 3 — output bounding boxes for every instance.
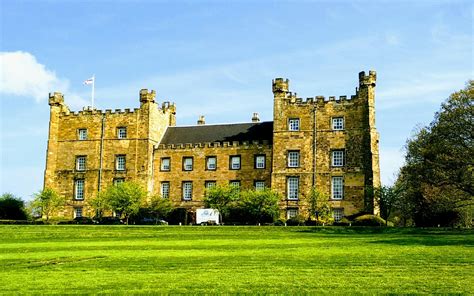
[44,71,380,221]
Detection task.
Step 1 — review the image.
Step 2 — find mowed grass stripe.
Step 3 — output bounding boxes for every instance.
[0,226,472,294]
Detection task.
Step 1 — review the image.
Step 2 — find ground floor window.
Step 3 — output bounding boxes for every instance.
[287,208,298,219]
[331,176,344,199]
[205,181,216,190]
[74,207,83,218]
[287,177,299,200]
[255,181,265,191]
[333,208,344,222]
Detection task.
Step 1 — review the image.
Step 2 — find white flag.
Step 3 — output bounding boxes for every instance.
[83,77,94,85]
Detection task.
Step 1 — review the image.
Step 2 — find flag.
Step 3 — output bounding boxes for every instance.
[83,77,94,85]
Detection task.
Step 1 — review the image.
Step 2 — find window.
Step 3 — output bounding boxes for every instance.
[205,181,216,190]
[206,156,217,170]
[230,155,241,170]
[331,176,344,199]
[333,208,344,222]
[113,178,125,185]
[117,127,127,139]
[116,155,126,171]
[161,182,170,198]
[74,207,83,218]
[288,118,300,131]
[255,181,265,191]
[287,177,299,200]
[230,180,241,192]
[78,129,87,140]
[74,179,84,200]
[183,157,193,171]
[161,158,170,171]
[287,151,300,167]
[332,117,344,130]
[332,150,344,167]
[287,208,298,219]
[255,155,265,169]
[182,181,193,200]
[76,156,86,171]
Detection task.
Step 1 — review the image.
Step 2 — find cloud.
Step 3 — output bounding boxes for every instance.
[0,51,88,108]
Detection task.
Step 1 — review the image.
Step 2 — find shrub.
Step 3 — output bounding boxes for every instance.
[333,217,351,226]
[273,219,286,226]
[286,214,306,226]
[352,214,386,226]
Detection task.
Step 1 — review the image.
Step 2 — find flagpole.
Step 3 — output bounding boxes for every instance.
[91,74,95,109]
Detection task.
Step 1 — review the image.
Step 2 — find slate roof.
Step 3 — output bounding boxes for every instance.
[159,121,273,145]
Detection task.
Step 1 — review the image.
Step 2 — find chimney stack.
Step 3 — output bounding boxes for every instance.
[251,112,260,123]
[197,115,205,125]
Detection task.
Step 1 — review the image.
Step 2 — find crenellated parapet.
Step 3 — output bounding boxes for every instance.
[155,140,271,151]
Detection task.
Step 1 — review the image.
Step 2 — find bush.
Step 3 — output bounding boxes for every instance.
[352,214,386,226]
[273,219,286,226]
[0,220,44,225]
[286,214,306,226]
[333,217,351,226]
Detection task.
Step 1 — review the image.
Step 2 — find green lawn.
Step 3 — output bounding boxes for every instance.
[0,226,473,294]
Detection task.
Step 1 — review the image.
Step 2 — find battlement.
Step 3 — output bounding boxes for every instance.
[359,70,377,87]
[156,140,271,150]
[139,89,156,104]
[48,92,65,106]
[272,78,289,93]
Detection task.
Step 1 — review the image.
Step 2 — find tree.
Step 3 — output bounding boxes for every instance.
[147,195,173,224]
[374,185,400,225]
[308,187,332,223]
[396,81,474,226]
[238,189,280,224]
[102,182,146,224]
[31,188,66,221]
[88,191,109,219]
[204,185,239,223]
[0,193,28,220]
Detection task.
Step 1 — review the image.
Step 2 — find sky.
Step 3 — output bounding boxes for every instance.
[1,0,472,201]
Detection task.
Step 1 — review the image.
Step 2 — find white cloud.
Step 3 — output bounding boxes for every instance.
[0,51,88,108]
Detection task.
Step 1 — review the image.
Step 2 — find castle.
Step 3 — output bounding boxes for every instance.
[44,71,380,222]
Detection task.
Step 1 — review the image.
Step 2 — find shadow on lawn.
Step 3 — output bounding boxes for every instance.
[370,236,474,246]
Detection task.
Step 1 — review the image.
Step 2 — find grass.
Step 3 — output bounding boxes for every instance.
[0,226,473,294]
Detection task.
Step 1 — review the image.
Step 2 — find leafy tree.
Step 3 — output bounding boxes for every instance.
[238,189,280,224]
[31,188,66,221]
[397,81,473,226]
[147,195,173,224]
[88,191,109,219]
[308,187,332,223]
[102,182,147,224]
[374,185,400,225]
[204,185,239,223]
[0,193,28,220]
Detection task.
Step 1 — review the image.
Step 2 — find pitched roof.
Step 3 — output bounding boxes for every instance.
[159,121,273,145]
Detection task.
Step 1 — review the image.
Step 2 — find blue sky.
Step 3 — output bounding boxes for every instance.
[1,0,472,200]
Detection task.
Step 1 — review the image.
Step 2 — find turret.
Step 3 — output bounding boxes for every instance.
[139,89,156,105]
[48,92,64,106]
[359,71,376,88]
[272,78,289,94]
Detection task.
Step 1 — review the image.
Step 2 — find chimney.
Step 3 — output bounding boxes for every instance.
[197,115,205,125]
[251,112,260,123]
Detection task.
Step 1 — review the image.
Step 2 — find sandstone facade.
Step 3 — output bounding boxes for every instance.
[44,71,380,221]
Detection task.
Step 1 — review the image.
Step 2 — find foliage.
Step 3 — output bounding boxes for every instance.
[204,185,239,223]
[31,188,66,221]
[373,185,401,224]
[352,214,386,226]
[146,195,173,224]
[101,182,147,224]
[237,189,280,224]
[286,214,306,226]
[396,81,474,226]
[333,217,351,226]
[88,191,109,219]
[0,193,28,220]
[308,187,332,223]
